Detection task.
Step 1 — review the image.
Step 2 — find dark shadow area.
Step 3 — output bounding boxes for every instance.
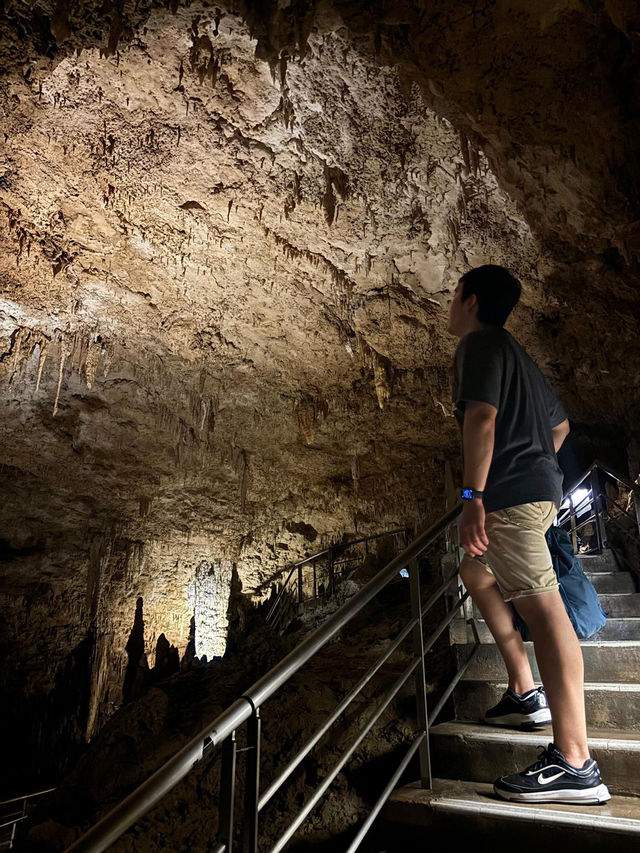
[0,538,45,561]
[1,626,95,798]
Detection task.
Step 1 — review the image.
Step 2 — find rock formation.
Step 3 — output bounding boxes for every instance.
[0,0,638,792]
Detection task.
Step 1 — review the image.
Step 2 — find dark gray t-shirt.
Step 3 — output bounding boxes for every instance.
[451,327,567,513]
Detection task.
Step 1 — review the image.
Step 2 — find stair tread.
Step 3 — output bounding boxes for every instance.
[458,679,640,691]
[452,640,640,647]
[389,778,640,829]
[589,573,634,580]
[455,616,640,622]
[431,719,640,748]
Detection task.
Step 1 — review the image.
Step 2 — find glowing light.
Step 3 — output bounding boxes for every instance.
[560,487,591,512]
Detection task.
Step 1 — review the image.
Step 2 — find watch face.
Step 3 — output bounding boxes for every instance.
[462,488,474,500]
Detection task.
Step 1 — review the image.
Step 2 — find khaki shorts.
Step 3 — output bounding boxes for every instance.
[460,500,559,602]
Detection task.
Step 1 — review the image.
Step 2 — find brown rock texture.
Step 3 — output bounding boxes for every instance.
[0,0,639,792]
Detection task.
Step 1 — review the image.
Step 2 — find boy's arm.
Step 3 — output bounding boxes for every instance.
[552,418,570,453]
[462,401,497,491]
[459,401,497,557]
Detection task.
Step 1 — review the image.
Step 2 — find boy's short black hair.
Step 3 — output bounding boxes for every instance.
[459,264,521,327]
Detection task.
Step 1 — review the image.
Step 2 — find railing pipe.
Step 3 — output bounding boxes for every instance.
[217,732,237,853]
[258,612,422,811]
[561,463,598,502]
[266,528,408,624]
[428,642,478,727]
[68,462,639,853]
[593,459,640,496]
[328,546,335,596]
[265,566,297,622]
[0,789,55,806]
[422,591,470,657]
[244,504,461,712]
[344,733,425,853]
[66,697,254,853]
[408,557,431,789]
[603,495,639,524]
[268,655,422,853]
[65,503,461,853]
[242,710,260,853]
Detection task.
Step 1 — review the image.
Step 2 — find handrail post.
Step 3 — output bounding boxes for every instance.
[297,565,303,605]
[591,469,607,553]
[408,556,432,789]
[218,732,237,853]
[242,709,261,853]
[569,493,578,553]
[328,546,335,596]
[634,484,640,542]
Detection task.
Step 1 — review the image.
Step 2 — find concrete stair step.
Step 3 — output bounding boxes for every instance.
[450,617,640,644]
[589,572,637,593]
[428,720,640,796]
[579,551,620,572]
[452,641,640,684]
[467,593,640,620]
[385,778,640,851]
[453,680,640,732]
[601,594,640,617]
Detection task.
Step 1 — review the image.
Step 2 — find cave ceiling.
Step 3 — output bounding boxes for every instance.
[1,0,639,587]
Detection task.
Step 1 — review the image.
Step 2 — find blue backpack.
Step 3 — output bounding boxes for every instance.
[510,525,607,640]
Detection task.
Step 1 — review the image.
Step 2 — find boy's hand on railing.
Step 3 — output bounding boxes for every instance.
[459,500,489,557]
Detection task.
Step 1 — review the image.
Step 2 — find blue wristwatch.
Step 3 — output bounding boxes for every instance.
[461,488,484,501]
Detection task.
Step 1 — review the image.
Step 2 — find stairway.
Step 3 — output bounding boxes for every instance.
[386,546,640,850]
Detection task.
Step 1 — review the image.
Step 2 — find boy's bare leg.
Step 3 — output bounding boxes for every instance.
[514,590,589,768]
[459,558,536,694]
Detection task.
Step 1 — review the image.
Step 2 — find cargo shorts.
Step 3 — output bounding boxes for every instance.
[460,500,559,602]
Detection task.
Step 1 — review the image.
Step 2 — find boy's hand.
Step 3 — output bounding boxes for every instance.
[459,500,489,557]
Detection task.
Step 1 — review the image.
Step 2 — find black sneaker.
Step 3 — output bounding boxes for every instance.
[483,685,552,728]
[494,742,611,804]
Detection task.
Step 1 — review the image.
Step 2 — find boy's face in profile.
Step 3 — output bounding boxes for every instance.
[447,280,466,337]
[447,279,479,337]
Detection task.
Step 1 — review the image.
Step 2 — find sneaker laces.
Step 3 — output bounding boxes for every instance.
[523,743,558,773]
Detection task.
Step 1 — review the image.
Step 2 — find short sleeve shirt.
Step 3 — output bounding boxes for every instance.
[451,327,567,513]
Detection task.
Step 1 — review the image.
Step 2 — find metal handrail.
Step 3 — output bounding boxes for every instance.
[562,459,640,503]
[265,527,408,625]
[557,459,640,559]
[0,788,55,851]
[61,459,640,853]
[66,503,462,853]
[0,789,55,807]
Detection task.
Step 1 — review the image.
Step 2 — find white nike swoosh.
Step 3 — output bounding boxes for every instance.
[538,771,565,784]
[524,763,562,776]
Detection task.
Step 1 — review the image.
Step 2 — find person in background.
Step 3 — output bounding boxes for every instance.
[447,264,610,804]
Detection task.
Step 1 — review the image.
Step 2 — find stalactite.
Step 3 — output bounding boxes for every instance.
[139,496,152,518]
[232,447,250,512]
[295,394,329,445]
[85,339,102,389]
[351,455,360,494]
[357,333,393,409]
[35,341,48,391]
[53,336,70,417]
[7,327,27,384]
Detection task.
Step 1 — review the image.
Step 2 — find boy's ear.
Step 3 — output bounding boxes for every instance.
[464,293,478,312]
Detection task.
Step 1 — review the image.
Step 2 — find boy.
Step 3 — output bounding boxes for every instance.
[448,264,610,803]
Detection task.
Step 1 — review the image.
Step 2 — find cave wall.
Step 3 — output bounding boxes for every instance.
[1,0,639,791]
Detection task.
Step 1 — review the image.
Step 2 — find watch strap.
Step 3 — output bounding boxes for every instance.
[461,488,484,500]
